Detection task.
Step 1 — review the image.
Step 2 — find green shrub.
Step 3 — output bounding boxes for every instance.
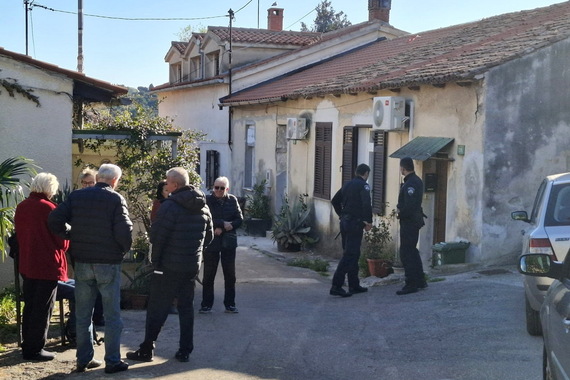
[287,257,329,273]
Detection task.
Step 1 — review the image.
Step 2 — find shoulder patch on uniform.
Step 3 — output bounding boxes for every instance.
[364,184,370,191]
[407,187,415,196]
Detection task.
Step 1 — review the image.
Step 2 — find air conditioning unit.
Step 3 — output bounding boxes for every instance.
[372,96,409,131]
[287,118,308,140]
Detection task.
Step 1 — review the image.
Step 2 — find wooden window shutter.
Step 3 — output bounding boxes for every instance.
[372,131,387,215]
[314,122,332,199]
[205,150,219,190]
[342,127,358,184]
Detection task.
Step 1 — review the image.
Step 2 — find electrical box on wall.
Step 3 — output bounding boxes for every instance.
[287,118,308,140]
[372,96,412,131]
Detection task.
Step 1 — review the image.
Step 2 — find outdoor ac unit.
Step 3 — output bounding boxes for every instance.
[372,96,409,131]
[287,118,308,140]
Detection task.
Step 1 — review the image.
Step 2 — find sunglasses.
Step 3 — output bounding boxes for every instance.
[214,186,226,190]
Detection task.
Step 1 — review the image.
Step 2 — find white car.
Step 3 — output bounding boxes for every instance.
[511,172,570,336]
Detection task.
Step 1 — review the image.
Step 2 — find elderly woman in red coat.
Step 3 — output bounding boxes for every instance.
[15,172,69,361]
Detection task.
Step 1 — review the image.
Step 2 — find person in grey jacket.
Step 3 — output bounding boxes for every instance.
[48,163,133,374]
[127,167,213,363]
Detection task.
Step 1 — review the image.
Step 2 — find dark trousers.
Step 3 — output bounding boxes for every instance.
[21,277,57,356]
[399,221,425,287]
[141,270,196,354]
[201,249,237,308]
[332,217,364,288]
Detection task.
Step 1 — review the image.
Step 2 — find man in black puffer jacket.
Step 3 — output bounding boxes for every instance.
[48,163,132,374]
[127,167,213,364]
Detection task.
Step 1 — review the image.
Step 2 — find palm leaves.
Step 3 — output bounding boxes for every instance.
[0,156,38,261]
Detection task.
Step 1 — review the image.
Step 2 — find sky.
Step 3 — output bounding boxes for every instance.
[0,0,565,88]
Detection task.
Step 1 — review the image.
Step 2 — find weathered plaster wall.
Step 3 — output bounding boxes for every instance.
[484,39,570,263]
[0,56,74,288]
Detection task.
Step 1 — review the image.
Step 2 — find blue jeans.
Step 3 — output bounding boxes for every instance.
[74,262,123,366]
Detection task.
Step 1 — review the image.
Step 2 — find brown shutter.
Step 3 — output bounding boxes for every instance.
[342,127,358,185]
[372,131,387,215]
[314,122,332,199]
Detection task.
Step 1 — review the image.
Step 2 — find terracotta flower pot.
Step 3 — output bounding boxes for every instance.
[366,258,392,278]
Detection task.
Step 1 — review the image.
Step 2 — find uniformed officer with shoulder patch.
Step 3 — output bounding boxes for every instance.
[330,163,373,297]
[396,157,427,295]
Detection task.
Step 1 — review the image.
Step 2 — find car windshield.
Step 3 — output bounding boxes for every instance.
[545,183,570,226]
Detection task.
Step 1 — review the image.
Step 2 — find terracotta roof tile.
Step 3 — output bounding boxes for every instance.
[222,2,570,104]
[171,41,188,54]
[209,26,320,46]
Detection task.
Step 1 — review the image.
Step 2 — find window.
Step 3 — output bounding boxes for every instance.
[244,124,255,188]
[372,130,387,215]
[191,57,201,80]
[205,150,219,189]
[314,122,332,199]
[206,52,220,77]
[341,127,358,185]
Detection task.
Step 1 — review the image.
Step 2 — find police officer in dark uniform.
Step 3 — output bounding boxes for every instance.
[330,164,373,297]
[396,157,427,295]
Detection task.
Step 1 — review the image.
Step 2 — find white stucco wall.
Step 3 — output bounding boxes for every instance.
[0,56,74,288]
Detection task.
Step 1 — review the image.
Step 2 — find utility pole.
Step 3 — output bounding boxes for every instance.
[77,0,84,72]
[24,0,30,55]
[227,8,235,148]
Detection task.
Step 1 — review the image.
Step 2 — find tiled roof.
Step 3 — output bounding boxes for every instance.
[221,2,570,104]
[171,41,189,54]
[209,26,320,46]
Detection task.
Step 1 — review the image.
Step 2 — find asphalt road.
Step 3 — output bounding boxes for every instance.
[22,238,543,380]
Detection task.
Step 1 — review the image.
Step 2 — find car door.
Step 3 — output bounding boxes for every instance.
[542,265,570,379]
[544,183,570,262]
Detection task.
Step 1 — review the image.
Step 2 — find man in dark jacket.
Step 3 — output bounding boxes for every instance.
[127,167,213,363]
[330,163,373,297]
[396,157,427,295]
[48,164,133,374]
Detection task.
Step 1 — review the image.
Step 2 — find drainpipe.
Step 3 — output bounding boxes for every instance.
[227,9,234,149]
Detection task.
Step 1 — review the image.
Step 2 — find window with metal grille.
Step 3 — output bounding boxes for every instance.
[205,150,219,190]
[314,122,332,199]
[372,130,387,215]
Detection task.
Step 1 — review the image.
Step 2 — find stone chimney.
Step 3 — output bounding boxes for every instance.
[268,7,284,31]
[368,0,391,23]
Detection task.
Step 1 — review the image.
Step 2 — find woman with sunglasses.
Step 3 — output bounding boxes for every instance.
[199,177,243,314]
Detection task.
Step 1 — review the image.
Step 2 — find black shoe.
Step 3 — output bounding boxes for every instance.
[225,306,239,313]
[126,349,153,362]
[23,349,55,361]
[418,281,428,289]
[77,359,103,372]
[396,285,419,295]
[104,360,129,374]
[349,286,368,294]
[330,286,352,297]
[198,306,212,314]
[175,350,190,362]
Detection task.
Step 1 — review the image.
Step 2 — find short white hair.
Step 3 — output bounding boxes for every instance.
[97,164,122,182]
[166,167,189,187]
[30,172,59,198]
[214,176,229,188]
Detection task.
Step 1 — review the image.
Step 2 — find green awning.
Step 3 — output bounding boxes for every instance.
[389,136,454,161]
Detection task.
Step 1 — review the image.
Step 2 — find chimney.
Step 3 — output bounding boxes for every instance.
[368,0,391,23]
[267,7,284,31]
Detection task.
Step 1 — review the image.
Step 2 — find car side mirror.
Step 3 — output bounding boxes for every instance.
[511,211,530,223]
[519,254,564,279]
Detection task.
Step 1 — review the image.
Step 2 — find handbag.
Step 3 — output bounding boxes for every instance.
[221,233,238,250]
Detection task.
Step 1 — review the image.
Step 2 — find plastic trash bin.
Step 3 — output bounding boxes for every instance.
[431,241,470,266]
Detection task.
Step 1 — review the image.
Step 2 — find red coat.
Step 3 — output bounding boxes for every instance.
[15,192,69,281]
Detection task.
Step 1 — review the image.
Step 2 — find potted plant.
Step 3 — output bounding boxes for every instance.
[121,233,152,309]
[361,212,395,278]
[244,180,272,236]
[271,194,318,252]
[131,231,150,262]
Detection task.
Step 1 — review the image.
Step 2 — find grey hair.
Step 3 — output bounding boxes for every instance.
[166,167,189,187]
[30,172,59,198]
[79,168,97,180]
[97,164,122,182]
[214,176,229,188]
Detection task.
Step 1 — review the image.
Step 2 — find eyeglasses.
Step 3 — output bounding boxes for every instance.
[81,181,95,186]
[214,186,226,190]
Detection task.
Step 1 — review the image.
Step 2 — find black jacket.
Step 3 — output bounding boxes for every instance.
[48,182,133,264]
[205,193,243,252]
[397,172,425,227]
[331,176,373,224]
[151,186,213,274]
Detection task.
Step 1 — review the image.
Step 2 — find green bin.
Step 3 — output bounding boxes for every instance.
[431,241,470,266]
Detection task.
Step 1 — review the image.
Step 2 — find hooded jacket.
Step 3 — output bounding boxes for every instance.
[151,185,214,274]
